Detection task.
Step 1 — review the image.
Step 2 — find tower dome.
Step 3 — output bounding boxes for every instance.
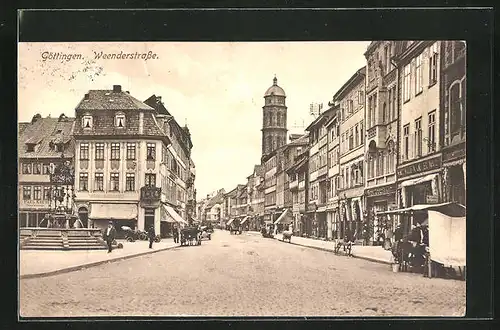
[264,76,286,97]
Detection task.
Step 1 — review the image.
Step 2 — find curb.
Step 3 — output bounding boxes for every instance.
[20,244,180,280]
[273,237,392,265]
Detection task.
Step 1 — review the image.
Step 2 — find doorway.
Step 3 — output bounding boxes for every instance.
[78,207,89,228]
[145,208,155,231]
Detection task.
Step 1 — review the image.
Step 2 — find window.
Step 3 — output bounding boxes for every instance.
[358,90,364,104]
[23,186,31,200]
[22,163,32,174]
[78,173,88,191]
[348,100,354,114]
[95,143,104,160]
[43,164,50,175]
[355,125,359,147]
[147,143,156,160]
[126,143,136,160]
[145,173,156,187]
[33,163,41,175]
[415,118,422,157]
[382,103,387,123]
[110,173,120,191]
[82,115,92,129]
[95,173,104,191]
[80,143,89,160]
[403,124,410,160]
[115,114,125,128]
[392,87,397,120]
[110,143,120,160]
[403,64,411,102]
[449,82,463,137]
[415,54,423,94]
[429,42,439,85]
[33,186,41,200]
[43,186,51,200]
[428,111,436,152]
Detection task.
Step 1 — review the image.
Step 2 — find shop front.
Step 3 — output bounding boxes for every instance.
[397,155,442,236]
[326,201,338,240]
[316,207,327,239]
[365,183,397,246]
[304,203,317,237]
[88,202,138,237]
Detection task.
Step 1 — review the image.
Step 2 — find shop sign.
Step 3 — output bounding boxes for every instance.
[365,183,397,197]
[397,156,441,178]
[307,203,317,212]
[426,195,439,204]
[442,142,465,163]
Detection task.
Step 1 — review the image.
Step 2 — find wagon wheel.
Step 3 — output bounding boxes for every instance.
[154,235,161,243]
[139,233,147,241]
[126,237,134,242]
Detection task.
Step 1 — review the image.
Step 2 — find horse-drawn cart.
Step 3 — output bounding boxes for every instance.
[180,227,201,246]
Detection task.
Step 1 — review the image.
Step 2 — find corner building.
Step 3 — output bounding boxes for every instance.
[73,85,193,237]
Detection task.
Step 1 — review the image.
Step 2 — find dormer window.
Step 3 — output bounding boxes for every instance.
[115,113,125,128]
[82,115,93,129]
[26,143,35,152]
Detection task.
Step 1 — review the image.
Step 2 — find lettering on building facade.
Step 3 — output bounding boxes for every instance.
[365,183,397,197]
[442,141,466,163]
[397,156,442,178]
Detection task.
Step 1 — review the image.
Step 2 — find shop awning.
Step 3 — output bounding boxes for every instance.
[375,202,466,217]
[160,205,176,223]
[227,218,235,226]
[162,204,188,225]
[274,209,291,224]
[90,203,137,220]
[240,216,250,225]
[401,173,438,187]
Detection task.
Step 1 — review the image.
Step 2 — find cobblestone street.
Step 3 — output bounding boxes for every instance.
[20,230,465,317]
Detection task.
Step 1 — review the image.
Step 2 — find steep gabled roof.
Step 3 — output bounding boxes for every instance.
[76,89,154,111]
[18,117,75,159]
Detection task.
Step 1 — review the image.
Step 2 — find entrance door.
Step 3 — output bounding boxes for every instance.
[78,207,89,228]
[145,208,155,231]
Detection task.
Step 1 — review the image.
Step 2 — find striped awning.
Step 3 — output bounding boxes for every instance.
[240,216,250,225]
[274,209,292,224]
[227,218,235,226]
[162,204,188,225]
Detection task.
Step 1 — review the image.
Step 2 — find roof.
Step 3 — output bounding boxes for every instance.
[76,89,154,111]
[18,122,30,135]
[332,66,366,101]
[206,191,224,209]
[264,76,286,97]
[305,107,335,131]
[18,117,75,159]
[288,133,309,146]
[73,111,165,137]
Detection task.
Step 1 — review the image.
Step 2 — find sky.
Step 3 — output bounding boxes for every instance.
[18,41,370,199]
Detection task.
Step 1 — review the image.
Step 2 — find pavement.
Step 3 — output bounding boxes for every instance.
[19,239,178,279]
[246,231,393,264]
[20,229,465,317]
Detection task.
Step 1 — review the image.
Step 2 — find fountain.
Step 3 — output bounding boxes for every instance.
[20,156,107,250]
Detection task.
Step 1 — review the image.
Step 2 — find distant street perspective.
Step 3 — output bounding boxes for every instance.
[20,230,465,317]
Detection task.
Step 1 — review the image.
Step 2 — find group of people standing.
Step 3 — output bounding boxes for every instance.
[101,222,159,253]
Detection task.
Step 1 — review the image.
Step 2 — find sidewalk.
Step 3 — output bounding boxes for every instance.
[20,239,179,279]
[248,231,393,265]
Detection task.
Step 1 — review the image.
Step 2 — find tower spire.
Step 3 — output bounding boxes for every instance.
[273,75,277,86]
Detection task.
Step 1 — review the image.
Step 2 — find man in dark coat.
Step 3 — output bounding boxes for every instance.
[103,221,116,253]
[172,225,179,243]
[148,225,156,249]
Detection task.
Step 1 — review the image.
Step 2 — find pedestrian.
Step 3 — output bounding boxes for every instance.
[148,225,156,249]
[103,221,116,253]
[172,225,179,243]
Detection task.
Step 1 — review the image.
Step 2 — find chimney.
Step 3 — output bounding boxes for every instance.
[126,91,130,94]
[84,93,90,100]
[113,85,122,93]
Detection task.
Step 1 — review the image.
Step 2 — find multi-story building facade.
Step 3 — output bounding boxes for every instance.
[287,146,309,236]
[440,40,466,206]
[305,108,335,238]
[144,94,195,229]
[203,189,225,223]
[73,85,193,237]
[363,41,402,244]
[262,151,278,223]
[262,76,288,159]
[325,105,341,240]
[246,165,265,230]
[336,67,366,242]
[394,41,443,234]
[18,114,75,227]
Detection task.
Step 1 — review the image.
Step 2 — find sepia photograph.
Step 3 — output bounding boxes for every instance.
[18,40,466,318]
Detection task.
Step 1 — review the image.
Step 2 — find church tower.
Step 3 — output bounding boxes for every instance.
[261,76,288,158]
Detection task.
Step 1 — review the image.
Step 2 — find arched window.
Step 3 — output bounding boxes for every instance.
[277,113,281,127]
[115,113,125,128]
[82,115,92,129]
[266,136,272,153]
